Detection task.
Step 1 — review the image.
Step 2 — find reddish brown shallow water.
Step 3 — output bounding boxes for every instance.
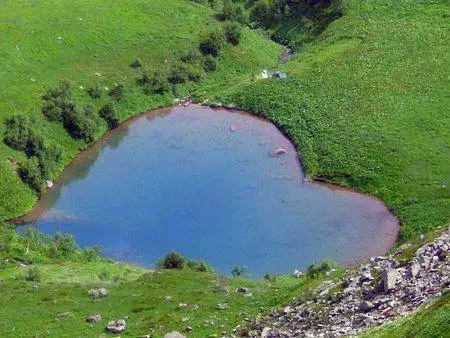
[20,105,399,276]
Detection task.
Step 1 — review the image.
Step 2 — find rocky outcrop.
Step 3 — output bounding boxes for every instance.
[88,288,108,298]
[239,227,449,337]
[107,319,126,334]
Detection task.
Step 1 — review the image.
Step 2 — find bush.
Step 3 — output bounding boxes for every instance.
[3,115,31,151]
[25,267,41,282]
[306,260,336,279]
[186,259,211,272]
[263,272,276,282]
[41,102,63,122]
[98,269,110,281]
[178,46,202,64]
[18,158,44,192]
[86,87,102,99]
[82,246,101,261]
[224,22,242,45]
[136,72,150,85]
[25,130,44,157]
[38,145,62,180]
[99,104,119,129]
[202,55,217,72]
[142,72,171,95]
[231,265,245,277]
[41,80,72,102]
[51,231,78,257]
[130,58,143,68]
[0,224,13,253]
[108,84,125,101]
[168,63,189,84]
[63,106,98,142]
[199,29,226,57]
[157,251,185,269]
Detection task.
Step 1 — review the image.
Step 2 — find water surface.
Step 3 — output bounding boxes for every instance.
[21,105,398,276]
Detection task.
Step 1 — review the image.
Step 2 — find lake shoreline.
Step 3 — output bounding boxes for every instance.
[9,103,399,273]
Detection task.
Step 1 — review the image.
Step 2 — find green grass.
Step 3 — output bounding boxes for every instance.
[0,260,317,337]
[212,0,450,241]
[0,0,282,220]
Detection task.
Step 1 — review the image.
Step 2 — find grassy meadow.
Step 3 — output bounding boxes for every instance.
[212,0,450,241]
[0,0,282,220]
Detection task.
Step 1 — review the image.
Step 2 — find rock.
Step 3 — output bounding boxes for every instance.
[410,260,421,278]
[419,255,431,269]
[56,312,74,318]
[189,303,199,311]
[45,180,53,189]
[217,303,229,310]
[243,292,253,298]
[165,296,173,301]
[184,326,193,332]
[360,300,375,312]
[164,331,186,338]
[178,303,188,310]
[383,268,401,292]
[292,269,303,278]
[236,287,249,293]
[283,306,292,314]
[229,125,237,132]
[86,315,102,323]
[271,148,287,156]
[88,288,108,298]
[395,243,412,254]
[107,319,126,334]
[261,327,272,337]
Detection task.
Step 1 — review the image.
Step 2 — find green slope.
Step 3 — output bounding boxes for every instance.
[214,0,450,241]
[0,0,282,220]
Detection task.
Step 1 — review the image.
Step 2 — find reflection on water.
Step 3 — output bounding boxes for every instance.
[19,105,398,276]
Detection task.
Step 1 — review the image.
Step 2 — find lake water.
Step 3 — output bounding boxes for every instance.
[20,105,398,276]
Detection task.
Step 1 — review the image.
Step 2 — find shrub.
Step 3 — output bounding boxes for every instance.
[130,58,143,68]
[25,267,41,282]
[25,130,44,157]
[136,72,150,85]
[157,251,185,269]
[18,158,44,192]
[3,115,31,151]
[186,259,211,272]
[143,72,171,95]
[0,224,13,252]
[38,145,62,180]
[41,102,63,122]
[52,231,78,256]
[306,260,336,279]
[98,269,110,281]
[263,272,276,282]
[82,246,101,261]
[41,80,72,102]
[86,87,102,99]
[199,29,226,57]
[168,63,189,84]
[99,104,119,129]
[62,106,98,142]
[202,55,217,72]
[108,84,125,101]
[224,22,242,45]
[231,265,245,277]
[178,46,202,64]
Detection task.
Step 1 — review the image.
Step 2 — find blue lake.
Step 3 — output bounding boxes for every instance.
[21,105,398,277]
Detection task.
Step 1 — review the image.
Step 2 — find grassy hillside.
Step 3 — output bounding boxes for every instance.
[211,0,450,241]
[0,0,282,220]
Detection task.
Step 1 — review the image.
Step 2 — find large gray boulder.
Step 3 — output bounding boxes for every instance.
[383,268,401,292]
